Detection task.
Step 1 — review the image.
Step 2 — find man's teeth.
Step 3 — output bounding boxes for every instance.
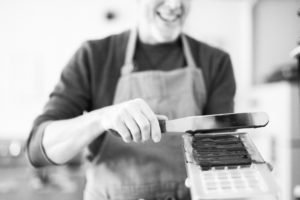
[157,12,180,22]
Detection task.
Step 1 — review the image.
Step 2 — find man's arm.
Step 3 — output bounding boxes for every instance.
[27,38,163,166]
[27,42,93,167]
[41,99,162,165]
[203,52,236,114]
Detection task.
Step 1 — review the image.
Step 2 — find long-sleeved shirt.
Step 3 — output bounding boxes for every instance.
[27,30,236,168]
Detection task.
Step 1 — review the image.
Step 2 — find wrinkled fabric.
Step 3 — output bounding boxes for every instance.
[84,31,207,200]
[26,30,236,168]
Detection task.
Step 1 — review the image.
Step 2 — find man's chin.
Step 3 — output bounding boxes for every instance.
[152,29,181,43]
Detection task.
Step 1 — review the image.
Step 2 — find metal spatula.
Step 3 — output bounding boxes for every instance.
[158,112,269,133]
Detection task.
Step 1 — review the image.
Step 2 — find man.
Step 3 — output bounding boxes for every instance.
[27,0,236,199]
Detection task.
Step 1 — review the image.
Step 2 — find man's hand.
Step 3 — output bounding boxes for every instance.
[40,98,166,164]
[99,98,165,143]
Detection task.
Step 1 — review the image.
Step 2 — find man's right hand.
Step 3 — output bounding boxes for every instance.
[98,98,165,143]
[41,98,165,165]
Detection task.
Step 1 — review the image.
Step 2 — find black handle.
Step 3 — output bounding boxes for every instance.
[158,119,167,133]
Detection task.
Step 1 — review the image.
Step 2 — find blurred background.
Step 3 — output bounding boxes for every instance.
[0,0,299,199]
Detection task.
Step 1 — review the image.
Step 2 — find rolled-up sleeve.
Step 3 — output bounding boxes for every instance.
[27,42,92,168]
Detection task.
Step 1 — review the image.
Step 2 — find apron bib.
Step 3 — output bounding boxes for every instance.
[84,30,207,200]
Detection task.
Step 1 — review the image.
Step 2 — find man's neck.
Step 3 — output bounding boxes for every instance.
[137,26,180,45]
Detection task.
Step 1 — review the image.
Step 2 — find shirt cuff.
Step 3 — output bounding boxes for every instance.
[27,121,60,167]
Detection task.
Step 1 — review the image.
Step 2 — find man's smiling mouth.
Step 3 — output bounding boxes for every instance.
[156,9,182,23]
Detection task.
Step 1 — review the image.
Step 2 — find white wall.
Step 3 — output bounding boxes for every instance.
[0,0,137,139]
[184,0,256,102]
[0,0,298,139]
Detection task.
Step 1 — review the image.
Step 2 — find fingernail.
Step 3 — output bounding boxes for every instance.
[124,137,132,143]
[153,135,161,143]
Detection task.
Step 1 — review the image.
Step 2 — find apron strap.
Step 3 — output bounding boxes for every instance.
[181,35,197,68]
[121,29,137,76]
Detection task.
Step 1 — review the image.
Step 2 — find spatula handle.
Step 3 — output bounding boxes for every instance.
[158,119,167,133]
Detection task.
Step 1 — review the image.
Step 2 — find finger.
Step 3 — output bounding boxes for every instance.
[138,103,161,143]
[135,113,151,142]
[126,109,150,143]
[114,120,132,143]
[123,114,142,143]
[156,114,168,121]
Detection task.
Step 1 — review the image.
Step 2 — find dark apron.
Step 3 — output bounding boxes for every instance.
[84,30,207,200]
